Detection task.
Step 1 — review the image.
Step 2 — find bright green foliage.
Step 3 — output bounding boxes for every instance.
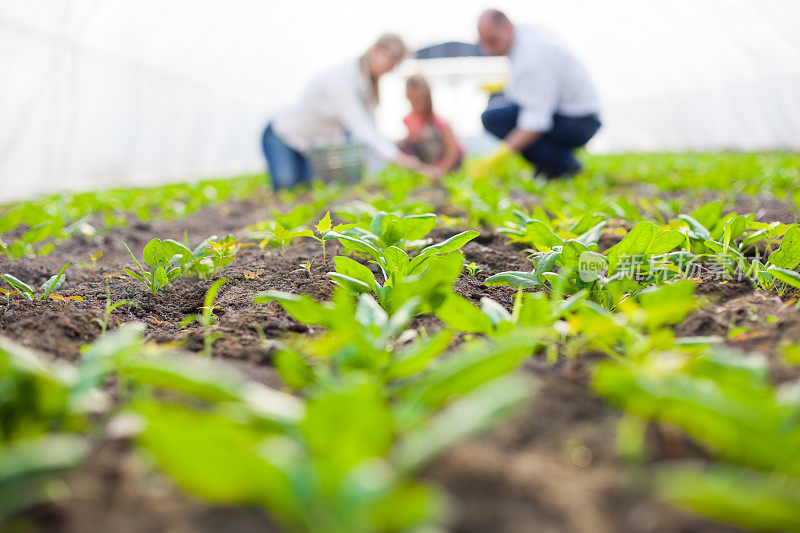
[0,175,264,258]
[327,214,479,315]
[256,288,445,382]
[0,325,146,521]
[605,221,684,273]
[767,225,800,269]
[487,216,714,309]
[131,376,445,533]
[1,262,71,301]
[499,209,606,251]
[124,316,531,533]
[123,240,185,294]
[3,152,800,531]
[249,196,345,252]
[123,235,249,293]
[309,211,356,258]
[656,464,800,532]
[188,236,251,278]
[179,277,227,356]
[329,212,439,254]
[766,266,800,291]
[92,280,135,335]
[594,346,800,530]
[258,222,314,251]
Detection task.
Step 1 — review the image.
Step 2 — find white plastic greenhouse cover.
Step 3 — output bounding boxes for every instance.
[2,0,800,201]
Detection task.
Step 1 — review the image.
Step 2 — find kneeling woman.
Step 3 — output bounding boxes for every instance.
[262,34,432,189]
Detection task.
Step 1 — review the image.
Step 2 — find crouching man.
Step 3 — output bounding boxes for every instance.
[477,9,601,178]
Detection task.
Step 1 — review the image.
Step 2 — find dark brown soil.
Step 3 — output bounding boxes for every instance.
[675,290,800,384]
[2,195,796,533]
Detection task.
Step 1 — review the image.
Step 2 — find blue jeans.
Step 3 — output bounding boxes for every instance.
[481,99,601,178]
[261,124,314,190]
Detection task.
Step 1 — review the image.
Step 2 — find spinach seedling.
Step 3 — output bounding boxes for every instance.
[123,240,185,294]
[257,222,313,254]
[195,236,252,277]
[1,262,71,301]
[180,278,226,356]
[309,211,356,259]
[465,262,481,276]
[329,211,439,255]
[92,279,135,335]
[88,251,102,272]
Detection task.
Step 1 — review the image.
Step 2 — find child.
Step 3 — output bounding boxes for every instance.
[400,75,463,177]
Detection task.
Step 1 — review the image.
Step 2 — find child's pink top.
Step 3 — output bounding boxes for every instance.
[403,112,464,156]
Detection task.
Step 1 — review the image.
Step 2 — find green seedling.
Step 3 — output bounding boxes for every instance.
[196,236,252,277]
[48,294,84,307]
[1,262,70,301]
[314,212,333,259]
[123,240,184,294]
[180,278,226,356]
[309,211,356,260]
[0,287,21,303]
[0,175,264,259]
[0,326,146,520]
[328,211,439,255]
[766,225,800,269]
[258,222,313,254]
[92,279,135,335]
[329,249,476,319]
[88,251,102,272]
[327,214,479,313]
[127,313,532,533]
[595,345,800,530]
[499,209,607,250]
[299,259,313,278]
[487,220,687,309]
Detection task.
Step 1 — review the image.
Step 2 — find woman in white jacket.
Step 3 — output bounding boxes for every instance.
[263,33,433,189]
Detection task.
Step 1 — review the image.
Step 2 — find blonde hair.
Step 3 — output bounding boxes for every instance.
[364,33,407,103]
[406,74,433,119]
[373,33,407,57]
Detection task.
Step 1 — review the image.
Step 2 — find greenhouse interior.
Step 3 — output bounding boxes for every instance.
[1,1,800,532]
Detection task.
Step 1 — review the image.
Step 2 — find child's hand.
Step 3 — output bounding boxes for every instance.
[395,153,424,171]
[427,165,446,180]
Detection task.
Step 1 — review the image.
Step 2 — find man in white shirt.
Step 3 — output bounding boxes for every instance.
[477,9,601,178]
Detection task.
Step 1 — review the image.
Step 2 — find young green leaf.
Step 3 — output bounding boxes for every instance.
[484,271,542,289]
[607,221,656,272]
[329,273,374,295]
[388,329,453,380]
[690,201,724,232]
[479,297,513,326]
[434,293,493,334]
[768,226,800,269]
[333,256,378,289]
[40,262,70,300]
[409,230,480,271]
[647,230,684,255]
[315,211,332,233]
[767,265,800,289]
[1,274,34,300]
[254,290,332,325]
